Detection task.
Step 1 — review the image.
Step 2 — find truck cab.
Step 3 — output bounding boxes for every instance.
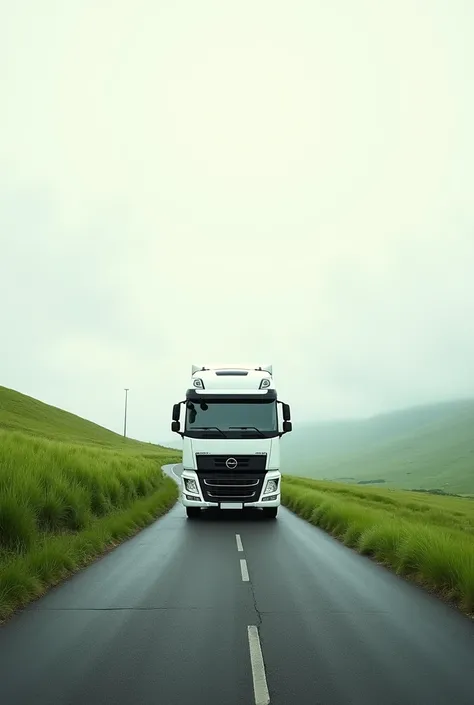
[171,363,292,519]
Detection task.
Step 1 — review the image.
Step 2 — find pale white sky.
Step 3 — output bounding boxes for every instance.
[1,0,474,442]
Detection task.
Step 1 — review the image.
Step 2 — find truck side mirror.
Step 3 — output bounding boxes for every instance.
[172,404,181,421]
[171,420,181,433]
[282,404,291,421]
[283,420,292,433]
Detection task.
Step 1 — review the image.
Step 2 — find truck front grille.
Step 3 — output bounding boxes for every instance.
[196,454,267,472]
[197,472,266,503]
[202,478,260,487]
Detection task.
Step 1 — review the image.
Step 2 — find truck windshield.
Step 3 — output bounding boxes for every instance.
[185,401,277,437]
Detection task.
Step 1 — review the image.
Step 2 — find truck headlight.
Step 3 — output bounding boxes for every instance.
[264,479,278,494]
[184,478,199,493]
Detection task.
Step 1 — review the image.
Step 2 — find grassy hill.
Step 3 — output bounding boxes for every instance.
[0,385,181,621]
[0,386,160,451]
[281,399,474,495]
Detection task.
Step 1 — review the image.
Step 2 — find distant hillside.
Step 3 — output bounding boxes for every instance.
[158,438,183,452]
[281,399,474,494]
[0,385,171,453]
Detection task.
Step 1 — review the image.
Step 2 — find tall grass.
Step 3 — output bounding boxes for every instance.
[282,476,474,613]
[0,428,180,620]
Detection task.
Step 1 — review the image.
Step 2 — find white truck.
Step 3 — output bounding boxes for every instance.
[171,363,292,519]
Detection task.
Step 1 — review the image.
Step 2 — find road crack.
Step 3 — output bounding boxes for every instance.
[247,572,264,628]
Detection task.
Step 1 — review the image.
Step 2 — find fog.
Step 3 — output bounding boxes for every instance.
[2,1,474,443]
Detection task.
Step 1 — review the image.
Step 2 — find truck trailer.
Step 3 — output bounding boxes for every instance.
[171,363,292,518]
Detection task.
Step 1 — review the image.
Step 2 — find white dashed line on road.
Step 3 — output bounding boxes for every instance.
[236,534,244,552]
[247,625,270,705]
[240,559,249,582]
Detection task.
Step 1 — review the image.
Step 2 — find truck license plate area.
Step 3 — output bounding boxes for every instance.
[220,502,243,509]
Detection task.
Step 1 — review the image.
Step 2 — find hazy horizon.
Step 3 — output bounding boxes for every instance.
[8,382,474,447]
[2,1,474,442]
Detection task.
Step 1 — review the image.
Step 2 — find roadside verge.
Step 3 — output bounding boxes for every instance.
[0,454,179,623]
[281,476,474,616]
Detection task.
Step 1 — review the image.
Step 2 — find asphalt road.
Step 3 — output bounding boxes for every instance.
[0,463,473,705]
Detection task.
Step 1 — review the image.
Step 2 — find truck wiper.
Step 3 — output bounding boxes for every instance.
[192,426,227,438]
[229,426,266,438]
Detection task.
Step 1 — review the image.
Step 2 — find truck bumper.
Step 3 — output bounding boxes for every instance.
[181,496,280,509]
[179,469,281,509]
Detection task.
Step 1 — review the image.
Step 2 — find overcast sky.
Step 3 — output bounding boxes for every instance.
[2,0,474,443]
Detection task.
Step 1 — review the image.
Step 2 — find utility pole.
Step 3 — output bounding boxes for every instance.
[123,388,129,438]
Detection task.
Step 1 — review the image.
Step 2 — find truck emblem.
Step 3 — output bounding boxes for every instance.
[226,457,238,469]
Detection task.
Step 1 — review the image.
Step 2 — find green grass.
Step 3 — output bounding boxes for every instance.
[281,399,474,494]
[282,476,474,613]
[0,385,162,450]
[0,386,181,620]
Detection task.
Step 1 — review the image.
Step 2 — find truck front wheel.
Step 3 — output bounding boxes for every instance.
[186,507,201,519]
[263,507,278,519]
